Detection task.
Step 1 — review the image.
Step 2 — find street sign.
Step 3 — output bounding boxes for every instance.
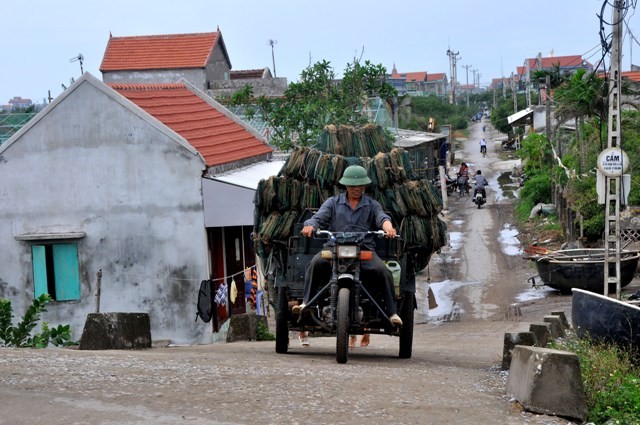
[597,147,629,177]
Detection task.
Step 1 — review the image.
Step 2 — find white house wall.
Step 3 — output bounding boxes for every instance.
[0,78,210,345]
[102,68,208,91]
[202,179,255,227]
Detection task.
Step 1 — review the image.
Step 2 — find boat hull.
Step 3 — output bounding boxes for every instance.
[534,249,639,294]
[572,288,640,353]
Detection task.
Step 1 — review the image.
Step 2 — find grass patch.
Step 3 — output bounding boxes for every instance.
[256,320,275,341]
[550,331,640,424]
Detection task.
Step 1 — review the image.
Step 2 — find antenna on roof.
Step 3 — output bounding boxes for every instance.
[70,53,84,75]
[268,39,277,77]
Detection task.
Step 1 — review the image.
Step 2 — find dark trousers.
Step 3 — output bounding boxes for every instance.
[303,251,397,315]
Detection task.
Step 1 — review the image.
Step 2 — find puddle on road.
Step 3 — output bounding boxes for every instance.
[496,171,520,200]
[420,197,554,322]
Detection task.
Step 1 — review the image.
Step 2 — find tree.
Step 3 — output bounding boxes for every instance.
[246,59,396,150]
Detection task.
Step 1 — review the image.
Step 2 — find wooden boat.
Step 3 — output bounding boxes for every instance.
[572,288,640,354]
[530,248,640,294]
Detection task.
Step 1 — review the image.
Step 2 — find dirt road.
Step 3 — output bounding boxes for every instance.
[0,120,611,425]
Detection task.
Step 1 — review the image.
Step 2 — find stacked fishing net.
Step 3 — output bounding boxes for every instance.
[253,124,447,271]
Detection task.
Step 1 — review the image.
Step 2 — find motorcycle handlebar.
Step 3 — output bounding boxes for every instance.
[315,229,393,238]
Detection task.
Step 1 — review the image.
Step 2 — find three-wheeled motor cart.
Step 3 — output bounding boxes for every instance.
[274,213,416,364]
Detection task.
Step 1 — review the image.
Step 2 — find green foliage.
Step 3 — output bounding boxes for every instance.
[254,59,397,150]
[255,320,275,341]
[515,173,552,222]
[10,294,51,347]
[520,133,553,174]
[551,333,640,424]
[0,299,13,343]
[490,100,516,135]
[399,95,472,132]
[554,69,606,126]
[0,294,76,348]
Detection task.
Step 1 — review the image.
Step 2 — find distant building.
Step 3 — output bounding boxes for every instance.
[100,29,233,92]
[521,54,593,84]
[7,96,33,111]
[100,29,286,99]
[387,65,448,97]
[210,66,287,98]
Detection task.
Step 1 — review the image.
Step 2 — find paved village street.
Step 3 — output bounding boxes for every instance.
[3,121,638,425]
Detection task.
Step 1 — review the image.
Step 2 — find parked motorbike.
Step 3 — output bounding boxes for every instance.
[433,174,456,196]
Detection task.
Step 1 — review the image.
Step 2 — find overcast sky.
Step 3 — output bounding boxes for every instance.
[2,0,639,104]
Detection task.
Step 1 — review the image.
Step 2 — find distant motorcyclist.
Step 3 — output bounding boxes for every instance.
[474,170,488,200]
[479,138,487,155]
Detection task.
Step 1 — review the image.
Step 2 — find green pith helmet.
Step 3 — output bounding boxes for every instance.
[339,165,372,186]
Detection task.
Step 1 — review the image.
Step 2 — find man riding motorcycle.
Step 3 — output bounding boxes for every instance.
[293,165,403,327]
[474,170,488,201]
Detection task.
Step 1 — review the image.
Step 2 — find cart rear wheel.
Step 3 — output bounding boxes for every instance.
[275,287,289,354]
[336,287,350,364]
[399,293,415,359]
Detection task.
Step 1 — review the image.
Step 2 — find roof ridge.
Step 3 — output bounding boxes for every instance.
[109,32,217,40]
[107,83,186,91]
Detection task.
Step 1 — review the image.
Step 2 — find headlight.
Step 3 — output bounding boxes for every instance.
[321,250,332,259]
[337,246,358,258]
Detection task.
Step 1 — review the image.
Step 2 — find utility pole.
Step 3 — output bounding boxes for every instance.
[471,69,478,89]
[511,72,517,112]
[604,0,624,298]
[525,60,532,107]
[268,39,278,77]
[463,64,472,107]
[447,48,460,104]
[545,74,551,142]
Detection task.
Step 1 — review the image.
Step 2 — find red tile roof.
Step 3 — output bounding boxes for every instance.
[427,73,446,82]
[100,31,223,72]
[597,70,640,83]
[404,72,428,82]
[109,83,272,167]
[622,71,640,82]
[525,55,587,70]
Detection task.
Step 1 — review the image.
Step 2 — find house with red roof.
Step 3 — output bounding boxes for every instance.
[0,72,276,344]
[521,54,593,84]
[388,65,449,97]
[101,29,287,99]
[100,29,232,92]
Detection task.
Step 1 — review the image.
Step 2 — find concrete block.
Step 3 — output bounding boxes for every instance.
[506,346,587,422]
[529,323,552,347]
[227,314,269,342]
[79,312,152,350]
[502,332,536,370]
[550,311,570,329]
[543,315,565,338]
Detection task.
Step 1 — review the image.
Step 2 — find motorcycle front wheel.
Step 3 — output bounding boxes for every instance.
[275,287,289,354]
[399,293,415,359]
[336,287,350,364]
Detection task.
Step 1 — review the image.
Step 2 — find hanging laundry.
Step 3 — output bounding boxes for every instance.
[244,267,258,309]
[230,280,238,303]
[214,282,228,306]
